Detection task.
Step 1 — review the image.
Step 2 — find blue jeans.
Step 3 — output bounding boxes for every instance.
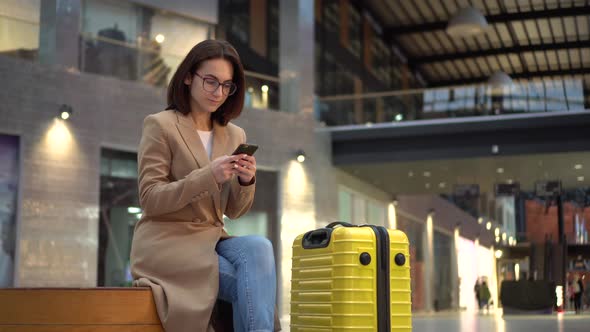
[216,235,276,332]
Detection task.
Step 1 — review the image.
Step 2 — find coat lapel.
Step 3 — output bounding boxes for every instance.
[175,111,210,168]
[211,121,228,220]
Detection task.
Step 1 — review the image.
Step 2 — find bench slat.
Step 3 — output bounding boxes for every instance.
[0,288,161,325]
[0,325,164,332]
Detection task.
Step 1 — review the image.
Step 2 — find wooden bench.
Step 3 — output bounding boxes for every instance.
[0,287,163,332]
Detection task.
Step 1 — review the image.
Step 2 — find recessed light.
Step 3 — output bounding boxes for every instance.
[486,221,492,230]
[478,217,483,224]
[408,171,414,177]
[439,182,446,188]
[423,171,431,177]
[507,179,513,184]
[575,164,583,170]
[425,183,431,189]
[496,167,504,174]
[578,176,585,182]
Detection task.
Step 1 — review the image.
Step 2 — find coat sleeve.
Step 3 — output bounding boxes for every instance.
[138,115,220,217]
[224,128,255,219]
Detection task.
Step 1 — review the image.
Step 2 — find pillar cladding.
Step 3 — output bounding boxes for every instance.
[39,0,81,69]
[279,0,315,114]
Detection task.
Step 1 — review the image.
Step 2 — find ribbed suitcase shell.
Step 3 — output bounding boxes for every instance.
[291,225,412,331]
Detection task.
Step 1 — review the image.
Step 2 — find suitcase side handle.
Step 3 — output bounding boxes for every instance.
[302,228,333,249]
[325,221,355,228]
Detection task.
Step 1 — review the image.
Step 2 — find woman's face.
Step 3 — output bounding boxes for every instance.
[185,58,234,114]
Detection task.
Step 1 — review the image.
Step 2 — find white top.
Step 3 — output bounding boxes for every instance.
[197,130,213,160]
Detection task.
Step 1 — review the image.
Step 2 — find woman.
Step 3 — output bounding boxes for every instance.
[130,40,279,332]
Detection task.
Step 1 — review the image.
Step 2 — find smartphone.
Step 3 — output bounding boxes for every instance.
[232,143,258,156]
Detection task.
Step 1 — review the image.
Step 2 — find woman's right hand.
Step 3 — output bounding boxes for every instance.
[210,155,242,185]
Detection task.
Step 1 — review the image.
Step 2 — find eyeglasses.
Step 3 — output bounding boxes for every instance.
[194,72,237,96]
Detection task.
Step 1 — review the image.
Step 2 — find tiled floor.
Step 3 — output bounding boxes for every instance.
[413,311,590,332]
[282,311,590,331]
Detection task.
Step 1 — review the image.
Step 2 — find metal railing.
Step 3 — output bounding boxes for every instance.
[316,80,588,127]
[79,33,280,110]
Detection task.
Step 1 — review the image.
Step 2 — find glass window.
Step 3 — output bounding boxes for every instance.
[347,4,361,58]
[323,1,339,33]
[81,0,212,86]
[224,212,268,237]
[268,0,279,65]
[367,201,386,226]
[0,0,40,61]
[338,190,352,222]
[98,149,139,287]
[230,0,250,44]
[0,134,19,287]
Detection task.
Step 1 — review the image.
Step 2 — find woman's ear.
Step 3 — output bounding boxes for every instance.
[184,74,192,86]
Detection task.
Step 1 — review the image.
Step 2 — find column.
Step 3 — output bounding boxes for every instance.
[422,212,435,312]
[451,227,460,310]
[279,0,314,114]
[39,0,81,69]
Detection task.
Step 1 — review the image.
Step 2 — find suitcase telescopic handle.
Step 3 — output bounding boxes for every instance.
[325,221,355,228]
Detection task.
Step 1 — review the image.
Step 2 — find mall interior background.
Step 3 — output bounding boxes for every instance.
[1,0,589,323]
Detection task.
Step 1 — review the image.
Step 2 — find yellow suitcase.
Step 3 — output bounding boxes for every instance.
[291,222,411,331]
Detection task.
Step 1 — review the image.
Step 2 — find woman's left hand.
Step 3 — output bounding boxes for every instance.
[234,154,256,185]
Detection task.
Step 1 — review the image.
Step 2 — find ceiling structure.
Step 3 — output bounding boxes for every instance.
[364,0,590,107]
[339,151,590,197]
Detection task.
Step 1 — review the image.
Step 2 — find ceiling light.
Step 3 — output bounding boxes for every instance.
[502,233,507,241]
[496,167,504,174]
[425,183,431,189]
[507,179,513,184]
[439,182,446,188]
[578,176,585,182]
[155,33,165,43]
[408,171,414,177]
[495,228,500,237]
[261,85,269,93]
[495,236,500,243]
[486,221,492,230]
[478,217,483,224]
[575,164,582,170]
[495,249,503,259]
[488,71,513,95]
[423,171,431,177]
[446,6,488,37]
[395,114,403,122]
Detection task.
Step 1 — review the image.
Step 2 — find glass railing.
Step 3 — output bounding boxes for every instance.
[79,33,280,110]
[316,80,588,127]
[0,13,40,62]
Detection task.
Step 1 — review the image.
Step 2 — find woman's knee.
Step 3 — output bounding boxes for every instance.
[241,235,274,256]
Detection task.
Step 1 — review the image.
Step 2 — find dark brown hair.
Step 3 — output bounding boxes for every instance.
[166,40,245,125]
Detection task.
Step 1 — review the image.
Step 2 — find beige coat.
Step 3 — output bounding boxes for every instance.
[130,110,255,332]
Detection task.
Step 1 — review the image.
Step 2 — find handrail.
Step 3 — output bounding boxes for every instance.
[0,13,40,25]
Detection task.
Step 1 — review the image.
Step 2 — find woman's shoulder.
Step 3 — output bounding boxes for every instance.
[224,122,247,141]
[144,110,177,124]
